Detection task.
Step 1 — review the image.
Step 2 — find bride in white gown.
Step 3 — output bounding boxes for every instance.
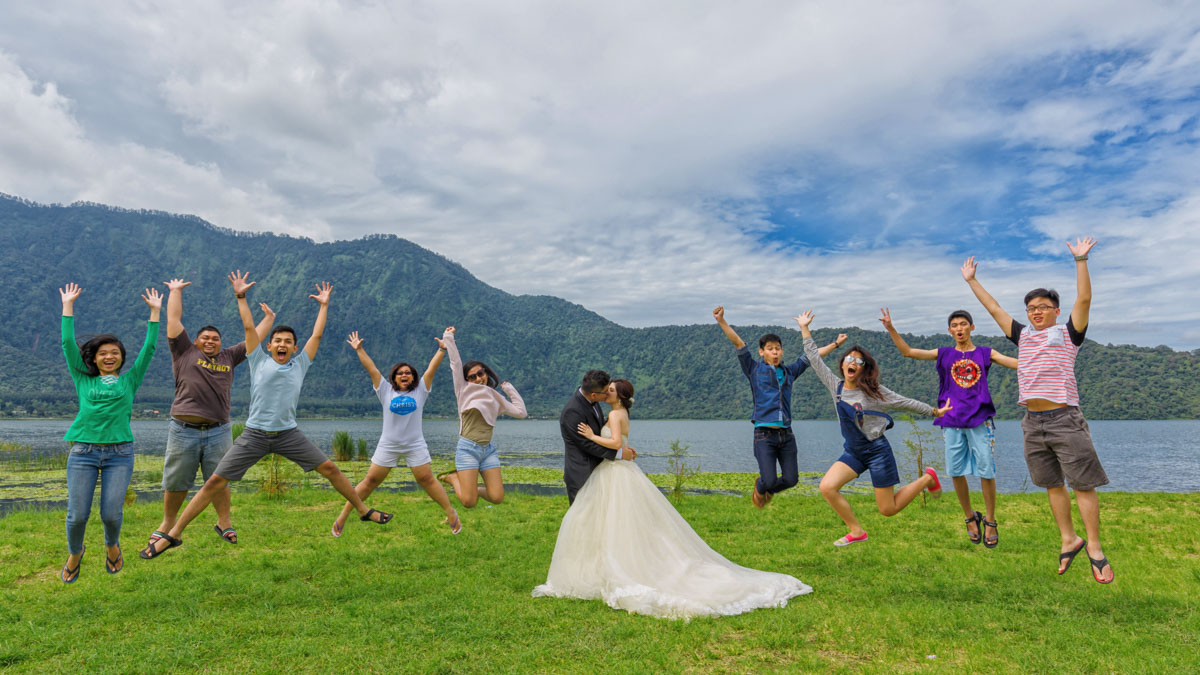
[532,379,812,619]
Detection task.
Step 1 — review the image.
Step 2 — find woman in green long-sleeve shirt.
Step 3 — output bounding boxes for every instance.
[59,282,161,583]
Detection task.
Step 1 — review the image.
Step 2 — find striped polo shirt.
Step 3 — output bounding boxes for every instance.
[1007,319,1086,406]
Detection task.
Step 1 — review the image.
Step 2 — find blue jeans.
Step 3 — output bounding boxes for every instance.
[66,442,134,554]
[752,426,799,495]
[163,420,234,491]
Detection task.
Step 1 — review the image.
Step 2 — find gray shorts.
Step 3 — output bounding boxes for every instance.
[163,420,234,491]
[214,427,329,482]
[1020,407,1109,491]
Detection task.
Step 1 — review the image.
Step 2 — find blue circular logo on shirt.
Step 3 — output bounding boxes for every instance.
[389,395,417,416]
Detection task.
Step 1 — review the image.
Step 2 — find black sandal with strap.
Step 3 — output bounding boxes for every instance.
[1088,554,1113,584]
[1058,538,1086,575]
[139,533,183,560]
[965,510,983,545]
[982,518,999,549]
[360,508,393,524]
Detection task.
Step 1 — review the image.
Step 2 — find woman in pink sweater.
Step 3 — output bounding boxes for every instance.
[436,327,527,507]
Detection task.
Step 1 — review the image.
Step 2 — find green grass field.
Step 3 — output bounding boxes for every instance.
[1,471,1197,673]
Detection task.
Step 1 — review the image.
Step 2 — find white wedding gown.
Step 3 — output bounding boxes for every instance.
[532,430,812,619]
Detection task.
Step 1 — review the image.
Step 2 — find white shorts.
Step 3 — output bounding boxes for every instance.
[371,441,431,469]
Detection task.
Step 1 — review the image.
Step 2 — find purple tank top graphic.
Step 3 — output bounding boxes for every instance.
[933,346,995,428]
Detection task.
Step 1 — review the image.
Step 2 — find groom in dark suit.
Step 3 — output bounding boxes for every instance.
[560,369,636,503]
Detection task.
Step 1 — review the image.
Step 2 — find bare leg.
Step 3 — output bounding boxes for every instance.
[156,490,189,533]
[411,464,456,518]
[981,477,998,542]
[952,476,979,539]
[315,460,384,520]
[144,474,229,556]
[1047,486,1083,572]
[211,484,233,531]
[477,467,505,504]
[448,468,481,508]
[334,463,391,534]
[874,473,933,517]
[819,462,864,536]
[1075,489,1111,581]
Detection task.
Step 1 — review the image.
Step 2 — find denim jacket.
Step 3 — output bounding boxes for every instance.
[736,345,810,426]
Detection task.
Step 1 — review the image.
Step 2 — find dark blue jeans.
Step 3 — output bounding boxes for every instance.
[65,442,134,554]
[753,426,799,495]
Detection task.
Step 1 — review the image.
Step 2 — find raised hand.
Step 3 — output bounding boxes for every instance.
[434,337,447,350]
[309,281,332,305]
[228,270,255,296]
[444,326,456,336]
[933,402,953,418]
[713,306,725,322]
[165,278,191,291]
[835,333,848,347]
[961,257,978,282]
[793,310,814,329]
[259,302,275,318]
[59,283,82,305]
[1067,236,1097,258]
[347,331,364,350]
[879,308,894,331]
[142,288,164,309]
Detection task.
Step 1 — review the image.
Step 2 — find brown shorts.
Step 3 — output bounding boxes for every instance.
[214,427,329,481]
[1020,407,1109,491]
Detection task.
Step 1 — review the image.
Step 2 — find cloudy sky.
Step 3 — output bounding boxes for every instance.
[2,1,1198,348]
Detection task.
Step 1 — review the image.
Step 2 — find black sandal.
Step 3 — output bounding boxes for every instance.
[982,518,999,549]
[965,511,983,545]
[61,547,83,584]
[1088,554,1113,584]
[105,549,123,574]
[214,525,238,545]
[139,533,183,560]
[360,508,393,524]
[1058,538,1086,575]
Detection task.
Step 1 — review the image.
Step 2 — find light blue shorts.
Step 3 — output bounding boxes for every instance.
[455,436,500,471]
[944,420,996,479]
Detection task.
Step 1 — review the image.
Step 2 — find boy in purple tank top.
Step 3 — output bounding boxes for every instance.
[880,308,1016,548]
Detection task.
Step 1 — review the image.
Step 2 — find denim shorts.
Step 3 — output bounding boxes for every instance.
[163,420,234,491]
[837,436,901,488]
[455,436,500,471]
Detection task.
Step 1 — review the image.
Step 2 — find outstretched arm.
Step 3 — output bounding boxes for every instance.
[131,288,163,385]
[879,308,937,360]
[816,333,848,359]
[253,303,275,350]
[60,283,85,375]
[229,271,262,351]
[961,257,1015,338]
[164,278,190,339]
[990,350,1018,370]
[346,331,382,389]
[424,340,446,391]
[713,306,746,349]
[143,287,162,324]
[304,281,331,361]
[1067,237,1095,332]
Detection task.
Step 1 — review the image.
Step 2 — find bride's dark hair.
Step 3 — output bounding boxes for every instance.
[612,379,634,411]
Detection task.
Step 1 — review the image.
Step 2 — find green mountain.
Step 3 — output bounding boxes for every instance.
[2,194,1198,420]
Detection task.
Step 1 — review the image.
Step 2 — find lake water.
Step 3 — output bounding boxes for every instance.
[2,418,1196,493]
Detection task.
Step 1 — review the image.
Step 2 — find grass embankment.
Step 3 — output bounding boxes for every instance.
[0,477,1197,673]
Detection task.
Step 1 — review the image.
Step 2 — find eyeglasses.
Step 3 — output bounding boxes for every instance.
[843,356,865,365]
[396,371,415,377]
[1025,304,1056,313]
[467,369,488,381]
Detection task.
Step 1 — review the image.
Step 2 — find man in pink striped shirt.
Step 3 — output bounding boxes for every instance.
[962,237,1113,584]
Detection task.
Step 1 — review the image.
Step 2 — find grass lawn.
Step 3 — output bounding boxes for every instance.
[0,470,1197,673]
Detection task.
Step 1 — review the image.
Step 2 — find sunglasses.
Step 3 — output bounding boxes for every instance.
[467,369,488,380]
[843,355,865,366]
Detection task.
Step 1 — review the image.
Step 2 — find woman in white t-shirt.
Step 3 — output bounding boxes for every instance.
[332,331,461,536]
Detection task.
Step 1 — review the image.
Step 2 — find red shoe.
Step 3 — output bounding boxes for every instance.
[924,468,942,497]
[834,531,868,547]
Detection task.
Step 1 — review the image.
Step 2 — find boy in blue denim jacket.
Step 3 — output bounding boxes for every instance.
[714,306,845,508]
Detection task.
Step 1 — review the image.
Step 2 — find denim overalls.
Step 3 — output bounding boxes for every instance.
[834,382,901,488]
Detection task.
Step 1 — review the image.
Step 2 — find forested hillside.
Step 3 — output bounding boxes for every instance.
[3,195,1198,420]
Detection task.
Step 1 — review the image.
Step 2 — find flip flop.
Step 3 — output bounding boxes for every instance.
[1088,554,1113,584]
[965,510,983,545]
[61,546,84,584]
[360,508,393,524]
[331,520,344,538]
[1058,538,1086,575]
[436,471,455,486]
[105,549,123,575]
[446,509,462,535]
[139,533,183,560]
[214,525,238,545]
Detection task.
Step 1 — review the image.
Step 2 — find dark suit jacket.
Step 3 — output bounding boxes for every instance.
[560,390,617,503]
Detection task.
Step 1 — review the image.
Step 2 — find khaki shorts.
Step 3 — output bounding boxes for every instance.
[1020,407,1108,491]
[214,427,329,481]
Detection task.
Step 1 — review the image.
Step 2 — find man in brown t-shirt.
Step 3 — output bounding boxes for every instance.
[147,273,273,548]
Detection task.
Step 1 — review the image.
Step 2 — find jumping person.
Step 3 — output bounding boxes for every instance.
[59,282,161,581]
[879,307,1017,547]
[148,273,273,550]
[331,331,459,537]
[141,282,392,559]
[962,237,1113,583]
[795,310,950,547]
[713,306,845,508]
[436,326,527,508]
